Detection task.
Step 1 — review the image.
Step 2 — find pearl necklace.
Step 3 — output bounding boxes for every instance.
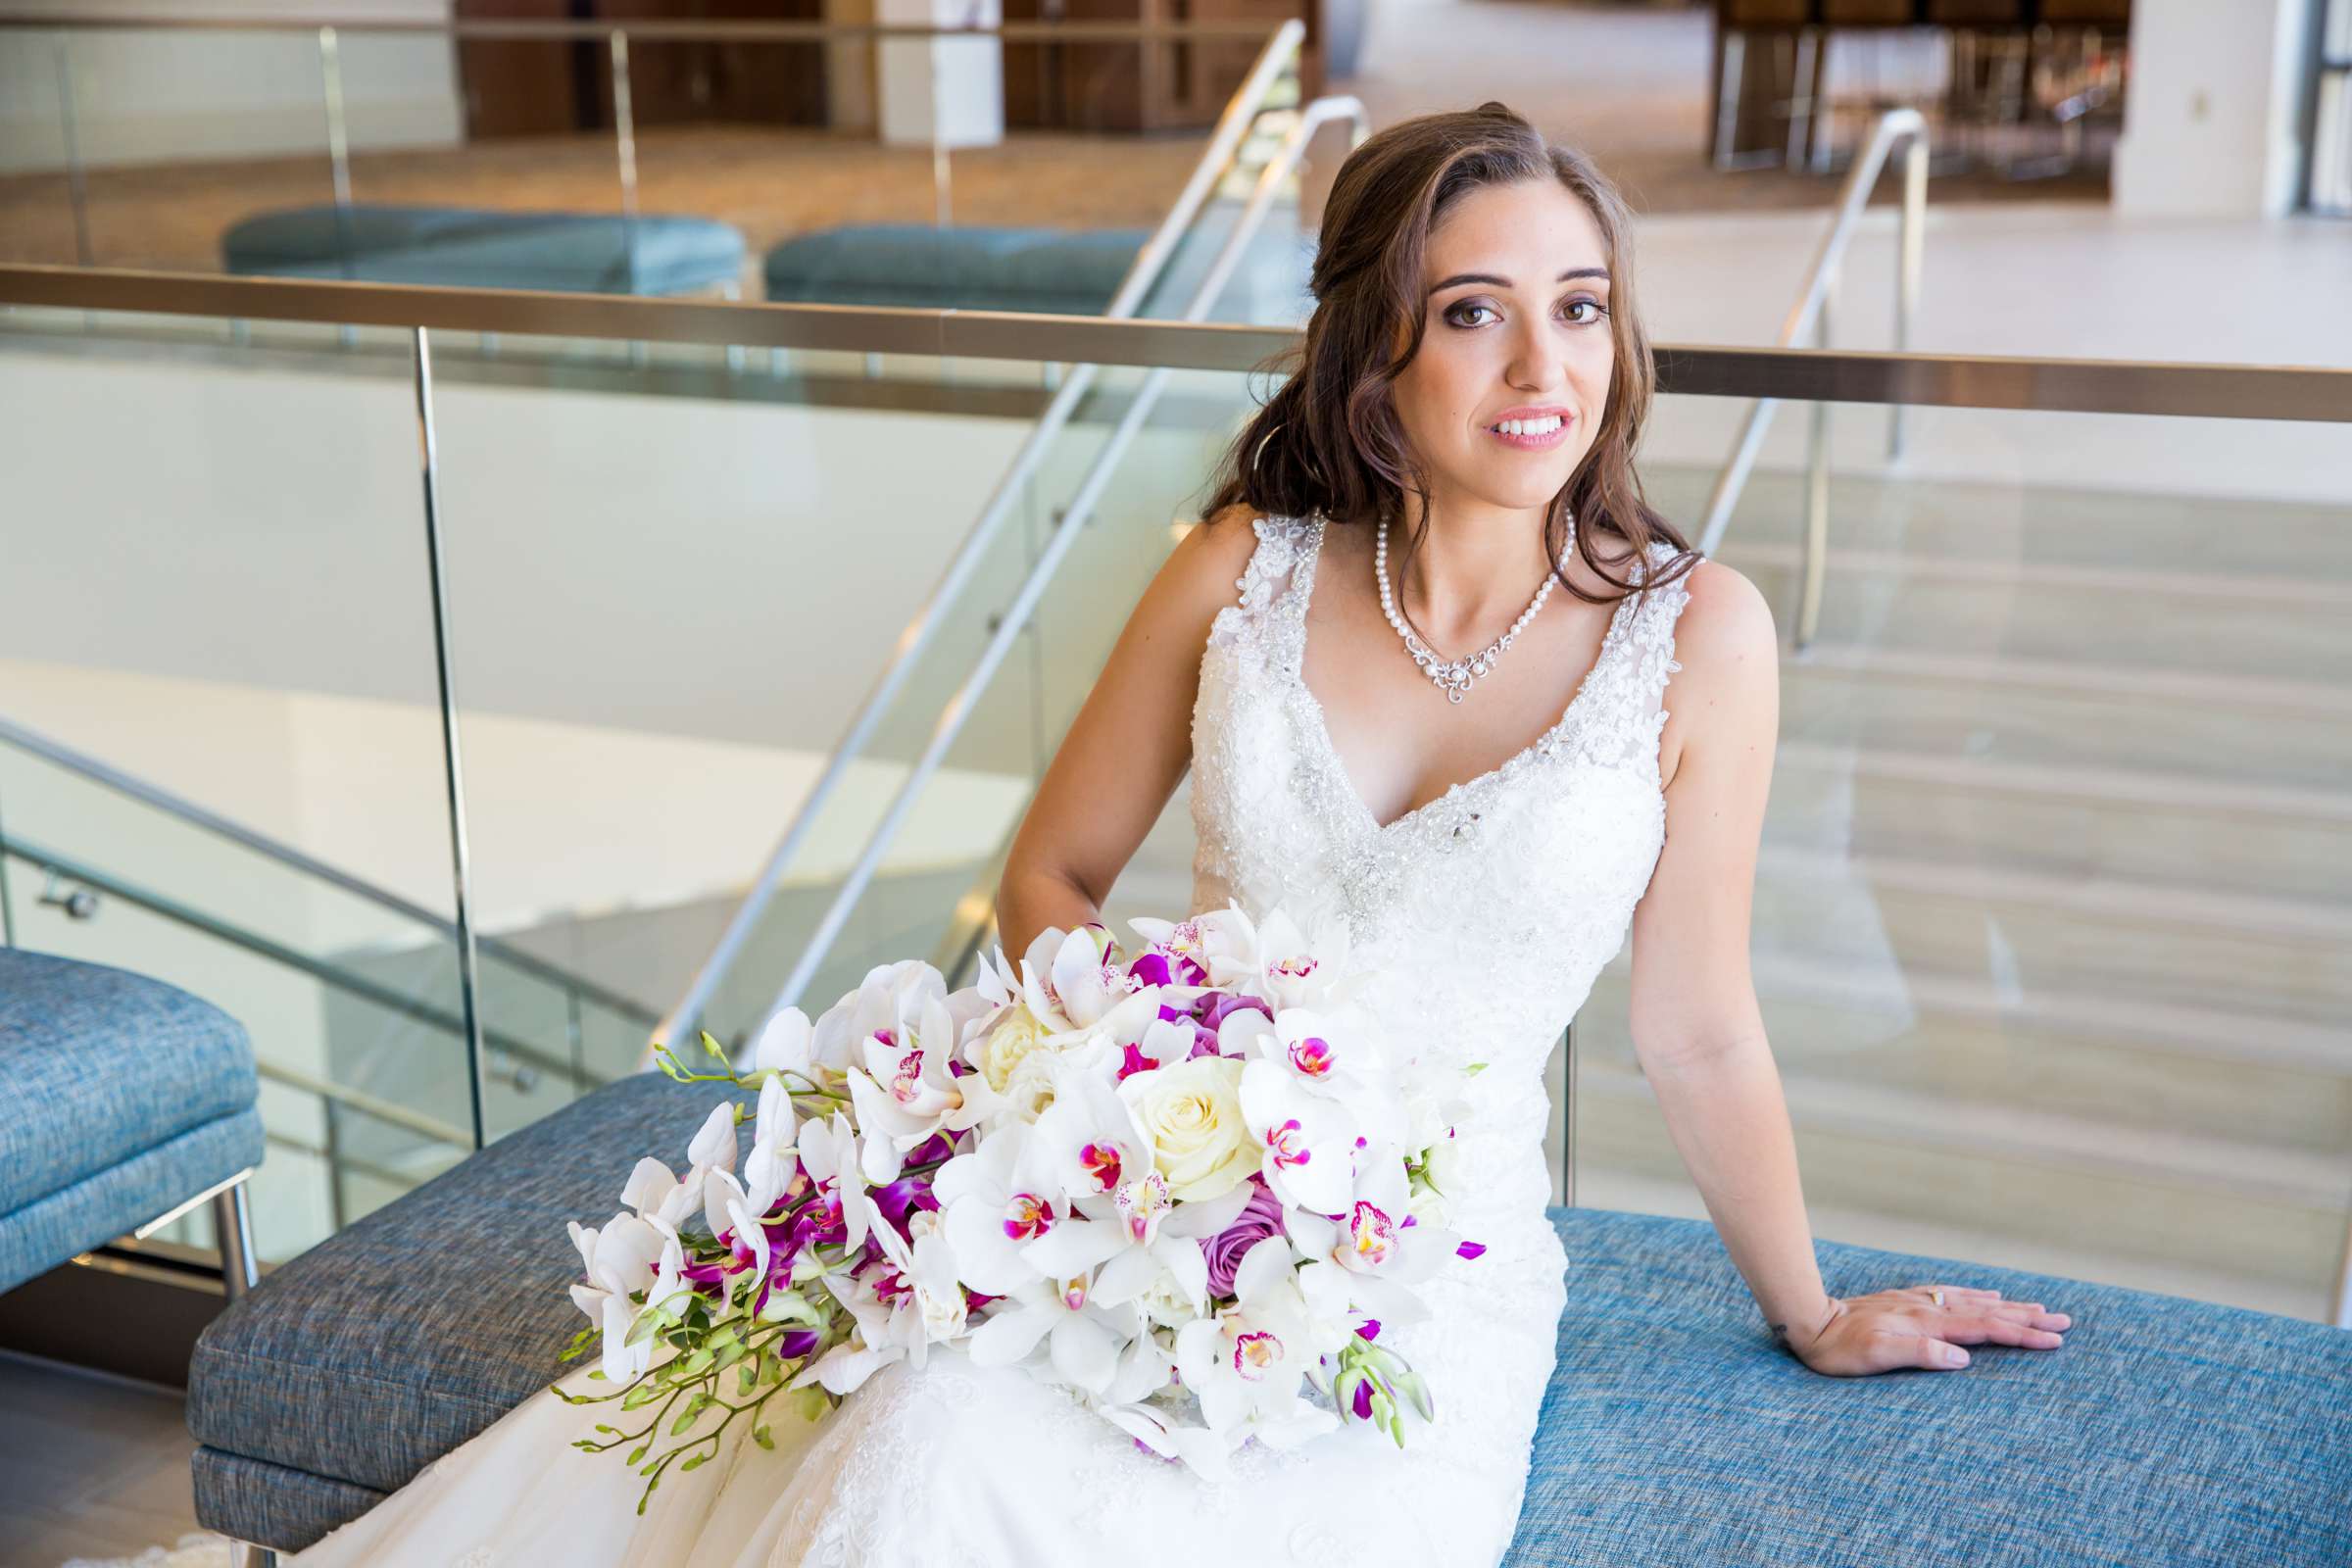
[1376,514,1572,704]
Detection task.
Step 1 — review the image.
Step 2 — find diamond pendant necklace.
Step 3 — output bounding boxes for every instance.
[1375,515,1571,704]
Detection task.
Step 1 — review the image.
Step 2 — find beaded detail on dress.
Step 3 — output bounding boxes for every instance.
[1180,507,1694,1551]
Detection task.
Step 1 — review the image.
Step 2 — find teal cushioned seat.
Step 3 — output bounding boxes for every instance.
[763,222,1152,314]
[0,948,264,1296]
[221,204,747,296]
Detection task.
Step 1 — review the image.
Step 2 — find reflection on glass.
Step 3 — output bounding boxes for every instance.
[1574,394,2352,1321]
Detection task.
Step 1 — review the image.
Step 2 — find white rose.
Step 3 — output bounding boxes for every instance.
[1000,1049,1060,1124]
[1119,1055,1255,1202]
[976,1004,1053,1093]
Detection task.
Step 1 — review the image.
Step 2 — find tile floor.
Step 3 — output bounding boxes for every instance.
[0,1350,226,1567]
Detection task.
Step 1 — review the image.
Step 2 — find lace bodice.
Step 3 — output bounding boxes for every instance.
[1191,509,1695,1181]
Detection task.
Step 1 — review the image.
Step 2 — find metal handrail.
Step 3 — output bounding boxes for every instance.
[1693,107,1930,655]
[0,713,657,1027]
[649,20,1313,1055]
[0,836,604,1099]
[11,267,2352,420]
[754,93,1369,1033]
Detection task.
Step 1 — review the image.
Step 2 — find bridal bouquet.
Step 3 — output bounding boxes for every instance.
[554,902,1482,1507]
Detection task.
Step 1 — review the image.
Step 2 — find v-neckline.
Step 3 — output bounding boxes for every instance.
[1284,513,1645,840]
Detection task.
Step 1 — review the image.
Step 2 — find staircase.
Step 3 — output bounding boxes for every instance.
[1563,463,2352,1321]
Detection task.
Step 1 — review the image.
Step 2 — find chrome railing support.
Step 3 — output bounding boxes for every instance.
[1795,278,1833,653]
[318,26,358,348]
[51,34,92,268]
[649,20,1310,1058]
[2332,1217,2351,1330]
[1891,129,1926,461]
[412,326,488,1151]
[611,30,646,367]
[1695,109,1928,577]
[755,94,1366,1031]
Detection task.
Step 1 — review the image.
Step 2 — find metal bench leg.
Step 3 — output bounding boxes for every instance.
[212,1176,259,1301]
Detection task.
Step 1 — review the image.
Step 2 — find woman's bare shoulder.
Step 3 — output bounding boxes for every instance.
[1153,500,1276,621]
[1670,557,1776,669]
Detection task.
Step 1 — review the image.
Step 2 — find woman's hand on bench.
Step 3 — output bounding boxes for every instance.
[1781,1282,2073,1376]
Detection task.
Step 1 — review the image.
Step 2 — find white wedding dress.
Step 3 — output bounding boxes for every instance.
[284,511,1693,1568]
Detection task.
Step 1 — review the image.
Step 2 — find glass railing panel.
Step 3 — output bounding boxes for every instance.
[1570,393,2352,1322]
[1,24,348,275]
[0,304,479,1265]
[664,356,1259,1045]
[4,20,1304,326]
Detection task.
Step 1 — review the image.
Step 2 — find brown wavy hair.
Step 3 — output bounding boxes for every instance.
[1200,100,1697,610]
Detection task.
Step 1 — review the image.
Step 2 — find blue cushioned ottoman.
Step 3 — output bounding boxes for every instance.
[762,212,1311,321]
[0,947,265,1295]
[186,1070,2352,1562]
[222,204,748,296]
[1499,1208,2351,1566]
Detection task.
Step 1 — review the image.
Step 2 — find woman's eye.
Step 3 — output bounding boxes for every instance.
[1446,303,1496,328]
[1563,298,1607,325]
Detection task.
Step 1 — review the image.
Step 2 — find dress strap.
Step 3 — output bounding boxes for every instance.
[1210,512,1321,662]
[1621,539,1698,753]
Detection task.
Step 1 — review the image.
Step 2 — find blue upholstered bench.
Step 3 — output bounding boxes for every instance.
[221,205,749,298]
[186,1070,2352,1565]
[0,948,264,1300]
[762,213,1311,321]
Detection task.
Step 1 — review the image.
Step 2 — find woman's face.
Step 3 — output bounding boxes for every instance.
[1389,176,1616,520]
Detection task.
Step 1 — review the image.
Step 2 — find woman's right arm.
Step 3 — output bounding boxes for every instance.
[994,503,1265,959]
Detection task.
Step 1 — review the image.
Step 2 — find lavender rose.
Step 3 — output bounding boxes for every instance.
[1200,1176,1287,1298]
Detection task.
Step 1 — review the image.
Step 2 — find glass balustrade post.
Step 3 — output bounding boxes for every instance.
[1795,281,1833,654]
[610,31,647,368]
[318,27,358,349]
[51,35,93,270]
[411,326,489,1152]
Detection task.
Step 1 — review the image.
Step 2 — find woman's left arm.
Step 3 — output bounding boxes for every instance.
[1622,560,2070,1375]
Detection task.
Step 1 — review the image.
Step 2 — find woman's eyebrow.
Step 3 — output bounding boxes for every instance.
[1426,267,1610,297]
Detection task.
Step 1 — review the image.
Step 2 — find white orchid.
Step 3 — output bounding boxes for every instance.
[844,991,965,1184]
[1283,1142,1463,1326]
[744,1074,800,1209]
[748,1004,819,1083]
[617,1155,701,1233]
[867,1207,969,1363]
[1087,1177,1251,1321]
[685,1101,738,1177]
[794,1109,874,1258]
[1236,1058,1359,1214]
[811,957,954,1077]
[1099,1399,1243,1481]
[1172,1236,1341,1449]
[1030,922,1141,1032]
[935,1121,1126,1296]
[564,1211,668,1383]
[1204,903,1352,1011]
[965,1257,1141,1396]
[1029,1057,1151,1205]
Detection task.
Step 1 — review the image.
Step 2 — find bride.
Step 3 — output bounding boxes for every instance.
[280,101,2068,1568]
